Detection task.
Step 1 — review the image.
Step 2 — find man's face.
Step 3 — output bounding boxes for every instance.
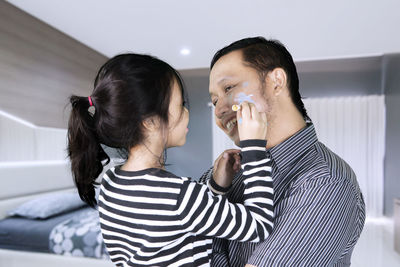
[209,50,273,146]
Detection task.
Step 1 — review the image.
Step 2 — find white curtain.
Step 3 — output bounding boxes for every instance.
[211,95,385,217]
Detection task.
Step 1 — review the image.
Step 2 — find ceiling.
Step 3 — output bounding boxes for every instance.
[6,0,400,70]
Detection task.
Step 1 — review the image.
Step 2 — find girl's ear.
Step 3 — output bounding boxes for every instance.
[142,116,161,131]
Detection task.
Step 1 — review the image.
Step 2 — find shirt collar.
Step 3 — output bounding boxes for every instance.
[267,123,318,173]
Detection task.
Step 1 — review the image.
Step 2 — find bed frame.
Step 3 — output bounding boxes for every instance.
[0,161,113,267]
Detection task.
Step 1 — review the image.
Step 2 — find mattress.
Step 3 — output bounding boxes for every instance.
[0,206,108,260]
[0,207,89,252]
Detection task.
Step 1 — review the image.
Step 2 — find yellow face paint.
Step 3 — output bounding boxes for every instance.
[232,104,240,111]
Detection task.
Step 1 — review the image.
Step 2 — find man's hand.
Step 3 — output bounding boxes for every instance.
[213,149,241,188]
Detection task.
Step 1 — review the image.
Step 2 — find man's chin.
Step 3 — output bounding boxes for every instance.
[222,126,239,146]
[233,139,240,147]
[229,132,240,147]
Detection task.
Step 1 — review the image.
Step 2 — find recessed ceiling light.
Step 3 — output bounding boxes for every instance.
[180,48,191,56]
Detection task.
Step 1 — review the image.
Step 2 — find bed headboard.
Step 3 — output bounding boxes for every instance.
[0,161,75,219]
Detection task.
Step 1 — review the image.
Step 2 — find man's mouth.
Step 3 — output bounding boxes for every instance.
[225,118,237,132]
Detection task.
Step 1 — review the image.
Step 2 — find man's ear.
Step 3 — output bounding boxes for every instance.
[142,116,161,131]
[268,68,287,96]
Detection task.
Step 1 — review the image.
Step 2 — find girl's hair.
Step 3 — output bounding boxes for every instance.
[67,53,187,207]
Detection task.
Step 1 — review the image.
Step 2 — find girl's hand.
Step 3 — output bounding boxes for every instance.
[237,102,268,141]
[213,149,241,188]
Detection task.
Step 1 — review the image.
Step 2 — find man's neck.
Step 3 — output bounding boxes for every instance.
[266,109,306,149]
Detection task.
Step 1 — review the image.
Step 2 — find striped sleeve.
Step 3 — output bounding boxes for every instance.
[176,139,274,243]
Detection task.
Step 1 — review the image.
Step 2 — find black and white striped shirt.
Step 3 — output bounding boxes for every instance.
[98,140,274,266]
[202,124,366,267]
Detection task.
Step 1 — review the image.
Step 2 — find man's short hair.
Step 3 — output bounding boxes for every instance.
[210,37,308,119]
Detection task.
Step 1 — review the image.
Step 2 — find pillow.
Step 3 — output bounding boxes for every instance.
[8,191,87,219]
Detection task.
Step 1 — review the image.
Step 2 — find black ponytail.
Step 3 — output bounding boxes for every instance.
[67,96,109,207]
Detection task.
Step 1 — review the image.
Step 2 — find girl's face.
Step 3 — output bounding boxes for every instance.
[166,80,189,148]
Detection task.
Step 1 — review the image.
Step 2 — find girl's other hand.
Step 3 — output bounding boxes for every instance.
[213,149,241,188]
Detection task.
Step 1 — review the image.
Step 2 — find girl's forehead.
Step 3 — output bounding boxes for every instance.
[171,81,183,101]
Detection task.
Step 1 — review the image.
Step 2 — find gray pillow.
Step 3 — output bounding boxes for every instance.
[8,191,87,219]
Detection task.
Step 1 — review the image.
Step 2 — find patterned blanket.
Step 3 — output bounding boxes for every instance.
[49,208,108,259]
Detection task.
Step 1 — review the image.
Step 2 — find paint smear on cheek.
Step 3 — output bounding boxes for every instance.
[242,81,249,88]
[234,92,254,125]
[234,92,255,104]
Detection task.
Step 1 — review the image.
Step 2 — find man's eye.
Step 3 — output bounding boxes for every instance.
[224,85,235,92]
[212,99,218,106]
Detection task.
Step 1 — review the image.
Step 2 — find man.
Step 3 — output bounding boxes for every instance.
[201,37,365,266]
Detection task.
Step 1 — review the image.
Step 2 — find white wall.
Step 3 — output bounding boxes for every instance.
[0,110,67,162]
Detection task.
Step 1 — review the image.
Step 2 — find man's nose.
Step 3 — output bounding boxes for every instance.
[215,98,230,119]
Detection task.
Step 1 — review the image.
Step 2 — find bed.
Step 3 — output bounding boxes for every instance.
[0,161,114,267]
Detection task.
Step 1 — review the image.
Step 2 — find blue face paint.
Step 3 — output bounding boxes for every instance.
[234,92,255,104]
[242,81,249,88]
[238,118,243,124]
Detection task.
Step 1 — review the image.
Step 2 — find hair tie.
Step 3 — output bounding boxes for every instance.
[88,96,93,107]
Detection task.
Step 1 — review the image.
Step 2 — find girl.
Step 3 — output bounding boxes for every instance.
[67,53,274,267]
